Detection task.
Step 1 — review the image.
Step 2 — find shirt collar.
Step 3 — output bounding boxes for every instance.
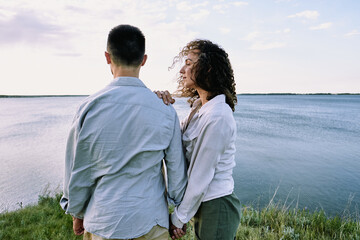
[198,94,226,117]
[108,77,147,88]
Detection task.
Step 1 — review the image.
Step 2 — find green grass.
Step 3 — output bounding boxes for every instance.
[0,193,82,240]
[237,204,360,240]
[0,194,359,240]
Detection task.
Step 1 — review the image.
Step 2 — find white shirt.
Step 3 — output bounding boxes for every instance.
[171,94,237,228]
[60,77,187,239]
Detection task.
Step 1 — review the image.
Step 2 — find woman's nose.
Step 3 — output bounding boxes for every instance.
[180,66,185,73]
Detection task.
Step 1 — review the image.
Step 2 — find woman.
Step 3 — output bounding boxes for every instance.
[158,39,240,240]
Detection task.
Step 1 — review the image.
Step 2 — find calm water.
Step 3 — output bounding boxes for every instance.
[0,95,359,215]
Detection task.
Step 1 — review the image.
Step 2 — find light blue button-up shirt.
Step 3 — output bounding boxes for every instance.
[60,77,187,239]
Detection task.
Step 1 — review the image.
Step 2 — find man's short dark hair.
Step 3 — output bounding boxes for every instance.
[107,25,145,67]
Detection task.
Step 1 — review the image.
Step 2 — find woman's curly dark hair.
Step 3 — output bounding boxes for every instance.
[172,39,237,111]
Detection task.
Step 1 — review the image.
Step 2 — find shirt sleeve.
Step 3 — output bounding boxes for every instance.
[164,112,188,206]
[60,106,95,219]
[171,116,232,228]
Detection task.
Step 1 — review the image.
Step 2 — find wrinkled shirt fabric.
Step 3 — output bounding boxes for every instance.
[60,77,187,239]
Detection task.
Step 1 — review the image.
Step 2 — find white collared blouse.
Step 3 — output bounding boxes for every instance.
[171,94,237,228]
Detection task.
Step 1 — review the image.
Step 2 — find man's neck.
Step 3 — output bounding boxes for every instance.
[111,65,140,79]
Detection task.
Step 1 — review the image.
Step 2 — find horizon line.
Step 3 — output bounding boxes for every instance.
[1,93,360,98]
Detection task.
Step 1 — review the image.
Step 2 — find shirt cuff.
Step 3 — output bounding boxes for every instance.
[171,211,185,228]
[70,213,84,220]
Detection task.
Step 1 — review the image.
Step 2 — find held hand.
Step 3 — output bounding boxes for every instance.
[170,224,187,239]
[72,217,84,235]
[154,90,175,105]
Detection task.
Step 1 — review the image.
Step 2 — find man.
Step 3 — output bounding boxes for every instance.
[60,24,187,240]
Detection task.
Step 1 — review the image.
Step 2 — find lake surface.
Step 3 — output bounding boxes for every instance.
[0,95,359,216]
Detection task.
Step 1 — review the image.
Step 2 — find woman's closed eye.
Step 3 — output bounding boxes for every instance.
[185,59,192,66]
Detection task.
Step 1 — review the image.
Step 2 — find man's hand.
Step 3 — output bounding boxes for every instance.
[72,217,84,235]
[154,90,175,105]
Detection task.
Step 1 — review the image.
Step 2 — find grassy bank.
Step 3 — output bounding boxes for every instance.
[0,194,359,240]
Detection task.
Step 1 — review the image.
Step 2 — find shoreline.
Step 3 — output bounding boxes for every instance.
[1,93,359,98]
[0,95,88,98]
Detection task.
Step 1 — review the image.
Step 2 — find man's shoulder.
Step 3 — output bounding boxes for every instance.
[74,85,114,116]
[144,93,178,119]
[129,87,178,115]
[90,87,176,114]
[78,84,178,117]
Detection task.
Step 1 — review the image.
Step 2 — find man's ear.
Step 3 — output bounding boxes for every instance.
[141,54,147,66]
[105,51,111,64]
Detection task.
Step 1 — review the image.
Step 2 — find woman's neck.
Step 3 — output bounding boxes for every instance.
[197,88,209,106]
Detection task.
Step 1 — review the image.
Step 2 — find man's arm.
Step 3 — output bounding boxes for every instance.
[60,107,95,221]
[164,112,188,238]
[164,112,187,206]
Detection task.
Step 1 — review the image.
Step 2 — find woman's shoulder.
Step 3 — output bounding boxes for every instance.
[202,101,233,119]
[200,103,235,131]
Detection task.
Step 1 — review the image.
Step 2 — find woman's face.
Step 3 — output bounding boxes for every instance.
[180,51,199,89]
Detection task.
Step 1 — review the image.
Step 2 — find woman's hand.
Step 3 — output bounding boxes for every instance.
[154,90,175,105]
[170,223,187,239]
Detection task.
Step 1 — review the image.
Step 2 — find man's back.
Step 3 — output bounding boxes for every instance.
[62,77,187,239]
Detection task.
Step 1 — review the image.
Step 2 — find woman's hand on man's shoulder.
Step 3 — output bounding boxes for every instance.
[154,90,175,105]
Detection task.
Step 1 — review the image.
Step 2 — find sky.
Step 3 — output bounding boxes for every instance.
[0,0,359,95]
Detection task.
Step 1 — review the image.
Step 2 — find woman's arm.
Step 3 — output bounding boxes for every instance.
[171,116,232,228]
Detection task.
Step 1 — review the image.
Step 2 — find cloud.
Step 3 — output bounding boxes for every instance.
[0,10,69,46]
[192,9,210,21]
[232,1,249,7]
[65,5,89,14]
[309,22,332,30]
[219,27,231,34]
[241,30,288,50]
[250,41,286,50]
[54,52,82,57]
[213,1,247,14]
[241,31,261,41]
[345,30,360,37]
[283,28,291,33]
[273,28,291,34]
[241,29,289,41]
[176,1,209,11]
[213,4,227,13]
[0,9,16,21]
[176,1,194,11]
[288,10,319,20]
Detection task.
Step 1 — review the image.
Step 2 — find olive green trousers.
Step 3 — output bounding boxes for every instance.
[193,192,241,240]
